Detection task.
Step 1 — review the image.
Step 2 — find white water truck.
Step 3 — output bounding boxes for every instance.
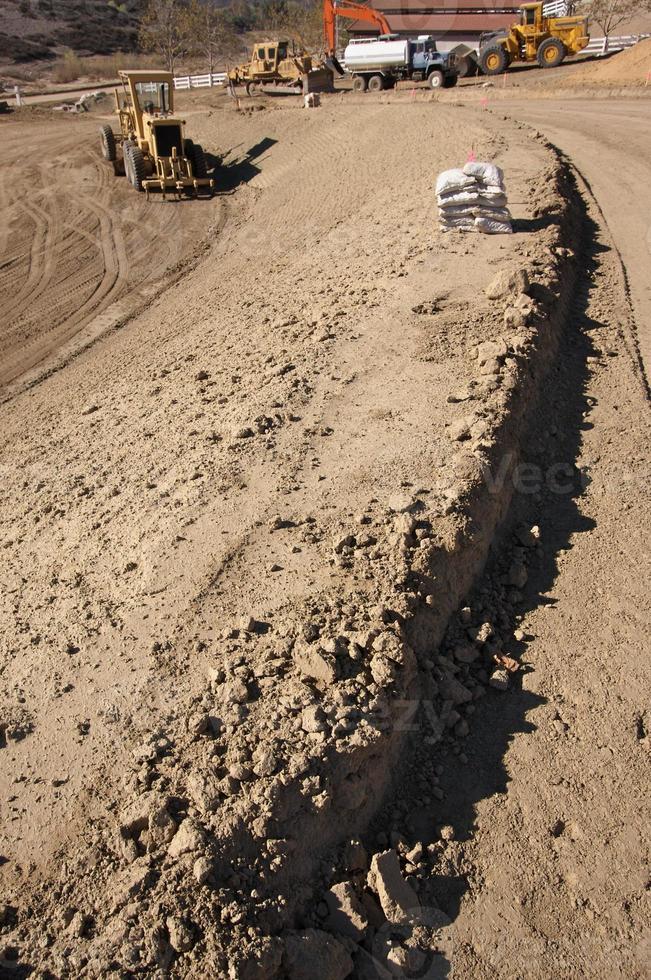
[343,34,459,91]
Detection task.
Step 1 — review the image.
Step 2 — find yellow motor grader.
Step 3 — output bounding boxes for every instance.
[99,70,214,198]
[479,1,589,75]
[227,39,333,95]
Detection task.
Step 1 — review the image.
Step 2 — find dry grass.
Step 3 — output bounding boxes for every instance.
[51,50,160,84]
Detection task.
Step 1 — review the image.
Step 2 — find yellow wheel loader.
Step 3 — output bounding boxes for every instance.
[479,1,589,75]
[99,70,214,198]
[227,39,333,96]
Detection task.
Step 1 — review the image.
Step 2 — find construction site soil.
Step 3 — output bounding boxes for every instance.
[0,88,649,979]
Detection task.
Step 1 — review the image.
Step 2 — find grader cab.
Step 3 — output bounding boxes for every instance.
[98,70,214,198]
[479,2,589,75]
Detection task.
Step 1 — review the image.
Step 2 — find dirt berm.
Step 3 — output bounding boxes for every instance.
[0,101,580,977]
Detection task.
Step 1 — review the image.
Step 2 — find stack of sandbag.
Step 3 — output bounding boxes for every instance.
[436,161,512,234]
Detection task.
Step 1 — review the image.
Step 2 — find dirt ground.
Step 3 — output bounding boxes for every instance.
[0,84,649,979]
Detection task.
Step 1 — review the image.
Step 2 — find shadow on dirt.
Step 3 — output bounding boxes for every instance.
[366,180,605,940]
[208,136,278,193]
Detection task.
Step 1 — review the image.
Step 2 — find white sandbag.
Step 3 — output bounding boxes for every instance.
[482,185,508,198]
[475,216,512,235]
[437,204,476,218]
[439,216,476,231]
[437,190,483,208]
[435,168,477,197]
[477,207,512,222]
[438,190,508,210]
[463,160,504,188]
[477,192,508,208]
[438,205,512,221]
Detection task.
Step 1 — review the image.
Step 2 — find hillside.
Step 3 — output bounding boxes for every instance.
[0,0,143,63]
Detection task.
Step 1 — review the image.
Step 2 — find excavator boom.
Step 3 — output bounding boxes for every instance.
[323,0,392,55]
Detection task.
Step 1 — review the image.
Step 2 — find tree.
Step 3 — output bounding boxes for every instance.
[139,0,189,73]
[185,0,240,72]
[580,0,651,38]
[257,0,323,52]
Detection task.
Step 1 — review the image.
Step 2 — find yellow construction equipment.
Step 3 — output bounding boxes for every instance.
[227,39,333,95]
[479,1,589,75]
[99,70,214,198]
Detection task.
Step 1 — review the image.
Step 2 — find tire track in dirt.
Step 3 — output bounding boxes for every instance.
[0,116,220,392]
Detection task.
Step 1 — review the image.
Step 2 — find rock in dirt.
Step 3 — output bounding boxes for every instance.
[166,915,195,953]
[283,929,353,980]
[485,268,529,300]
[167,818,207,859]
[489,668,510,691]
[294,641,337,684]
[448,418,473,442]
[302,704,328,733]
[369,849,420,923]
[324,880,369,940]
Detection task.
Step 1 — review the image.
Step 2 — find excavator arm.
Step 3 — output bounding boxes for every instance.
[323,0,392,56]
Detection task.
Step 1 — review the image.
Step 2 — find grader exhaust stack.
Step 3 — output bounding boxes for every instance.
[98,70,214,198]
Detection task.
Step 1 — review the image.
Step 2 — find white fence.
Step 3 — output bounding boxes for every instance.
[584,33,650,55]
[173,72,227,89]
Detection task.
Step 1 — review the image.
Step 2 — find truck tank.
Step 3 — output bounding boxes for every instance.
[343,38,410,70]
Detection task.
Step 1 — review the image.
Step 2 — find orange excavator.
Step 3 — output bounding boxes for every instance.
[323,0,391,58]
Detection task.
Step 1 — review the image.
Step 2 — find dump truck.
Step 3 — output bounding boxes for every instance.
[344,34,458,90]
[227,39,334,95]
[99,70,214,198]
[479,0,589,74]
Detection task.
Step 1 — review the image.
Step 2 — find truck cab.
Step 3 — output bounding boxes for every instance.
[411,36,458,85]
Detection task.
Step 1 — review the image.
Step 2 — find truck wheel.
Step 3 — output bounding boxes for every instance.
[352,75,367,92]
[99,124,116,162]
[480,45,509,75]
[537,37,566,68]
[428,70,444,89]
[124,144,146,192]
[367,74,384,92]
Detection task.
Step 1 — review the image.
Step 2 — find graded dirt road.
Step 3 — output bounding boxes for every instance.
[0,88,649,979]
[501,97,651,382]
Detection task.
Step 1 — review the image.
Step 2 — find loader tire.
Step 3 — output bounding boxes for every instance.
[537,37,566,68]
[367,74,384,92]
[443,74,458,87]
[185,139,207,179]
[352,74,367,92]
[99,124,116,162]
[124,143,146,192]
[428,69,444,88]
[480,44,509,75]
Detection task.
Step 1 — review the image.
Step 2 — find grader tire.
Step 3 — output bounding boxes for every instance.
[124,144,146,192]
[537,37,566,68]
[480,44,509,76]
[99,124,116,162]
[185,139,207,179]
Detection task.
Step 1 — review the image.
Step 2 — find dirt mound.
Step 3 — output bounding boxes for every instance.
[569,37,651,85]
[0,92,581,976]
